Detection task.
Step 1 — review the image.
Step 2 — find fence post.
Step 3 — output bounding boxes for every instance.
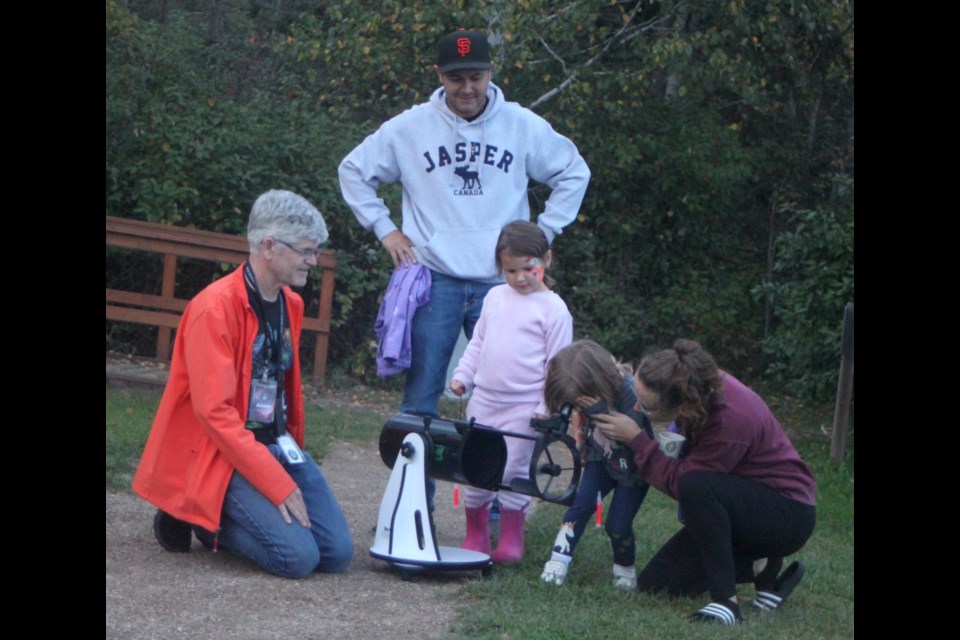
[156,253,177,361]
[831,302,854,464]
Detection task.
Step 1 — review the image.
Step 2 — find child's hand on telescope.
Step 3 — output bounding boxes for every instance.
[575,395,601,409]
[450,380,466,396]
[576,396,608,417]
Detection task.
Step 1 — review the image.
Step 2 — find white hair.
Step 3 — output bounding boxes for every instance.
[247,189,329,254]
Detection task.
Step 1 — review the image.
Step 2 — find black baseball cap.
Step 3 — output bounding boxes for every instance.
[437,29,492,73]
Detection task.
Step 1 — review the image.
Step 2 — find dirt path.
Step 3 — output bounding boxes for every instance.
[106,440,483,640]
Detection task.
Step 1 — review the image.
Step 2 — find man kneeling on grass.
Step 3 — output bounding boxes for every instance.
[132,189,353,578]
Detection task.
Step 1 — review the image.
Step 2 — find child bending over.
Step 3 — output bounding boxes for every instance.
[539,340,653,588]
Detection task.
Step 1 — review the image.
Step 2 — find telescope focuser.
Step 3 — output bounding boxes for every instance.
[529,402,574,436]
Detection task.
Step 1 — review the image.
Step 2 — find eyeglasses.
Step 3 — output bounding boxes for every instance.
[274,239,324,259]
[636,399,666,416]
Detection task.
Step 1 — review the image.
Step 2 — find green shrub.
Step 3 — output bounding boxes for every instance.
[107,0,854,393]
[754,177,854,401]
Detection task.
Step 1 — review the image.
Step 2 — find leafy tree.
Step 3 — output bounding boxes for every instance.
[753,176,853,401]
[107,0,854,397]
[106,0,376,363]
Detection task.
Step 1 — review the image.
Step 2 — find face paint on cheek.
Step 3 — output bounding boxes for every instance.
[526,257,544,283]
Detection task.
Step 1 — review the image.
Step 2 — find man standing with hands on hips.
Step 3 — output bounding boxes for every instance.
[339,29,591,443]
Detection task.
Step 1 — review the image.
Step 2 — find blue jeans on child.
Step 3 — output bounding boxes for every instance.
[555,461,650,567]
[400,270,497,510]
[218,444,353,579]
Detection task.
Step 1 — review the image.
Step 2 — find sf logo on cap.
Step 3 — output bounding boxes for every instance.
[457,37,471,57]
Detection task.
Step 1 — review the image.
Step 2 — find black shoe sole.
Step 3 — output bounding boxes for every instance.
[153,509,192,552]
[775,560,805,600]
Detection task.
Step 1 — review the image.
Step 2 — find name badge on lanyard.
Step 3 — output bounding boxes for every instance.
[276,434,305,465]
[250,377,278,424]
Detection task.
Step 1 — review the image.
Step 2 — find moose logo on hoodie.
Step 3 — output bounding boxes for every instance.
[422,140,515,195]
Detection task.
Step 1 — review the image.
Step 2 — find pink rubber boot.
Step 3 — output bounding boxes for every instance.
[461,506,491,553]
[490,508,526,564]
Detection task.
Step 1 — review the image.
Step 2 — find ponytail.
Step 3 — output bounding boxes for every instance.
[635,339,722,440]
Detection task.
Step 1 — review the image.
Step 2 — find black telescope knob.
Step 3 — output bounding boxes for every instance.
[401,442,415,458]
[540,462,562,477]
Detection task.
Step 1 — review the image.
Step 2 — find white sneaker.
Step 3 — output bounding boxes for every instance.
[612,564,637,590]
[541,560,569,586]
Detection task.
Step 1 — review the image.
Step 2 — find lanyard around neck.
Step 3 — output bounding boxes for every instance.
[243,262,286,375]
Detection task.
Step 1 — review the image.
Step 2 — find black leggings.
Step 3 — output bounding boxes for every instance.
[636,471,816,602]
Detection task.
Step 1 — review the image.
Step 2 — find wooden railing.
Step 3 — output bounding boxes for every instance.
[106,216,336,385]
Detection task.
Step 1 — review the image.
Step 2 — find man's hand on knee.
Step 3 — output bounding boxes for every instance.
[278,487,311,527]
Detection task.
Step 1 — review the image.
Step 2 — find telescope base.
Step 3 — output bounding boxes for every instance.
[370,547,493,577]
[370,432,493,578]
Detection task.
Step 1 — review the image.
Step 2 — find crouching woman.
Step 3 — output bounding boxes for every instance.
[591,339,816,625]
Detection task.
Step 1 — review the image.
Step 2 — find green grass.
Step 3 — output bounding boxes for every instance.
[105,384,387,489]
[442,396,854,639]
[106,385,853,638]
[300,394,391,457]
[106,386,164,489]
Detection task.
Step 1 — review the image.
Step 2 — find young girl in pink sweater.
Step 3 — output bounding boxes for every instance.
[449,221,573,563]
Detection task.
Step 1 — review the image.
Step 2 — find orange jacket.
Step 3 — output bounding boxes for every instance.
[132,265,306,532]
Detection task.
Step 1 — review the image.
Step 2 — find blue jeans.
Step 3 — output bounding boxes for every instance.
[554,461,651,567]
[218,445,353,579]
[401,271,497,510]
[401,270,496,416]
